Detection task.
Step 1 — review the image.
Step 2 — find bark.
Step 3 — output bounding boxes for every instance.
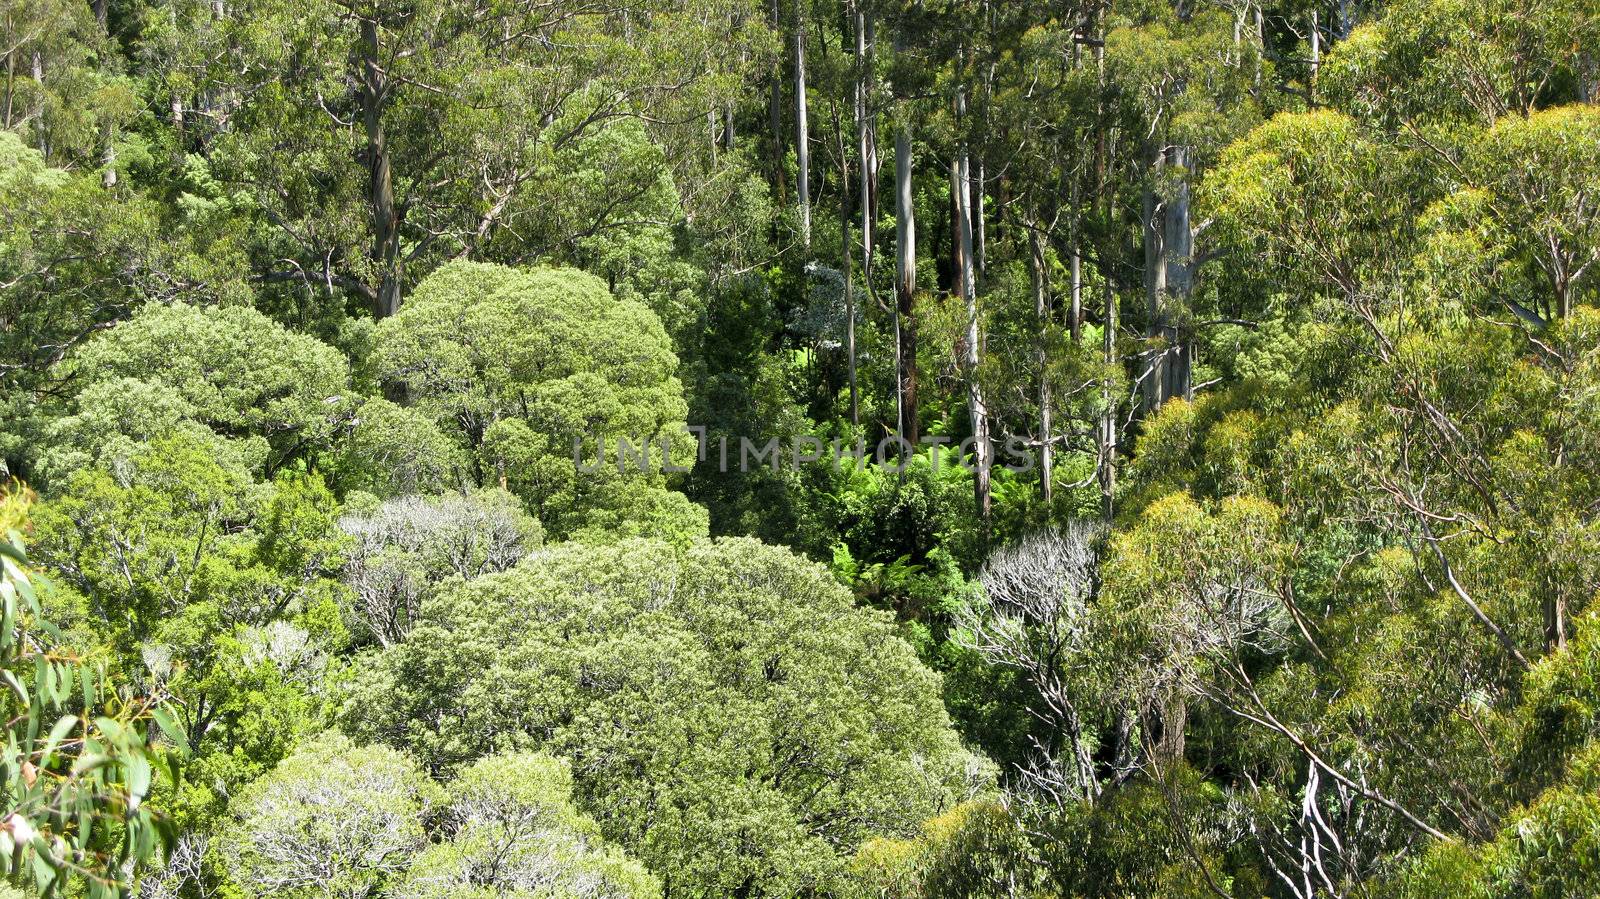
[794,0,811,248]
[32,49,45,158]
[1095,19,1115,524]
[955,122,991,520]
[1544,588,1567,653]
[170,93,185,160]
[4,43,12,130]
[974,159,986,274]
[101,126,116,188]
[768,0,786,200]
[895,124,919,443]
[854,4,873,276]
[1162,144,1194,405]
[865,16,880,227]
[1030,225,1053,505]
[360,17,403,318]
[841,110,858,428]
[1070,244,1083,344]
[1150,686,1188,765]
[1308,9,1321,103]
[1142,144,1193,412]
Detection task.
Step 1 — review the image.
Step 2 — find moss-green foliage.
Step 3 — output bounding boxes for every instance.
[29,440,347,828]
[373,261,706,541]
[337,537,989,897]
[220,733,443,899]
[0,490,176,897]
[218,736,660,899]
[395,752,661,899]
[30,302,351,485]
[5,0,1600,894]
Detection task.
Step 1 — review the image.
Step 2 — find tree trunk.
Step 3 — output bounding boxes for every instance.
[1163,145,1194,404]
[1544,580,1568,652]
[1308,9,1321,104]
[841,108,858,428]
[895,124,919,443]
[854,4,872,277]
[170,92,185,162]
[1142,145,1167,414]
[1070,244,1083,344]
[1095,19,1115,525]
[768,0,786,201]
[1150,685,1188,765]
[955,124,991,520]
[101,125,116,188]
[974,159,986,275]
[1143,144,1193,412]
[794,0,811,248]
[361,18,403,318]
[32,49,46,158]
[1030,225,1052,505]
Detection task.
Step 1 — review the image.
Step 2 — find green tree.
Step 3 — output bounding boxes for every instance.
[338,537,991,896]
[0,487,177,896]
[373,261,705,541]
[220,732,440,899]
[29,302,350,485]
[394,752,660,899]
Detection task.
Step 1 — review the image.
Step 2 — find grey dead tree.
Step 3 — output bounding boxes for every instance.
[339,489,541,646]
[956,523,1104,804]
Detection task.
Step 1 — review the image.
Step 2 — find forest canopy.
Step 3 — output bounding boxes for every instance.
[0,0,1597,896]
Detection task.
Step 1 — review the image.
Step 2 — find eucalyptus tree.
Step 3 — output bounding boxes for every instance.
[165,0,766,318]
[371,261,706,541]
[338,537,991,896]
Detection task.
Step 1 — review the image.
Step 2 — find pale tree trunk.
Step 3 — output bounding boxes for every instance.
[1142,145,1167,414]
[101,125,116,188]
[32,49,45,158]
[1143,144,1193,412]
[1163,145,1194,404]
[1100,275,1117,524]
[1308,9,1321,103]
[955,116,991,519]
[1255,6,1265,91]
[895,122,918,443]
[854,3,872,276]
[851,1,872,434]
[1070,250,1083,344]
[768,0,785,200]
[171,93,185,162]
[1095,17,1115,524]
[361,18,403,318]
[794,0,811,248]
[865,16,880,227]
[841,110,858,428]
[975,160,986,274]
[1030,224,1053,505]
